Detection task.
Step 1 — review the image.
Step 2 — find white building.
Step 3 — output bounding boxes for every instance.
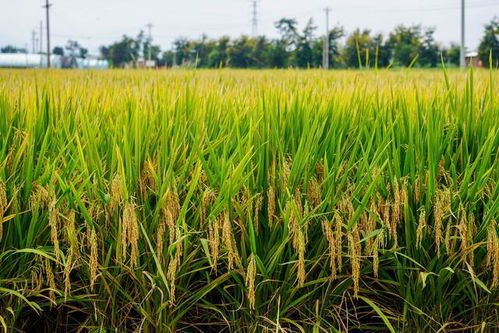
[0,53,109,69]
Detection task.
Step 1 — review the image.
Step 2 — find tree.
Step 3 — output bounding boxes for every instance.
[388,25,422,67]
[227,36,255,68]
[207,36,230,67]
[267,39,289,68]
[172,37,194,66]
[419,27,440,67]
[372,33,392,67]
[478,17,499,67]
[1,45,27,53]
[343,29,374,68]
[442,43,460,67]
[100,35,141,67]
[52,46,64,56]
[274,18,299,50]
[295,19,317,68]
[65,40,88,58]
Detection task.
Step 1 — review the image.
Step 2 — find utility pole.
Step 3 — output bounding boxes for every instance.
[460,0,466,69]
[323,7,331,69]
[146,23,154,61]
[251,0,258,37]
[43,0,51,68]
[32,29,37,53]
[40,21,43,54]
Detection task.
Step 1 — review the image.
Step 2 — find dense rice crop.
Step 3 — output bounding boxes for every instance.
[0,69,497,332]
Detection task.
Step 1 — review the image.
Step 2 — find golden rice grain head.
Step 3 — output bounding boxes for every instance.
[65,210,79,262]
[208,217,221,270]
[0,180,6,216]
[110,174,122,214]
[307,176,322,208]
[296,227,306,287]
[201,188,216,227]
[222,210,241,270]
[414,176,420,204]
[348,227,361,298]
[335,213,344,269]
[167,254,179,306]
[267,186,276,228]
[322,220,337,279]
[458,205,468,262]
[122,202,139,268]
[89,228,99,290]
[45,258,56,303]
[372,232,382,278]
[48,197,61,259]
[392,178,400,226]
[434,188,450,255]
[282,159,291,188]
[416,208,426,248]
[64,253,73,297]
[245,253,257,310]
[166,187,181,222]
[487,220,499,288]
[254,193,263,235]
[156,216,166,264]
[294,189,303,218]
[444,219,453,255]
[0,181,6,242]
[486,220,497,268]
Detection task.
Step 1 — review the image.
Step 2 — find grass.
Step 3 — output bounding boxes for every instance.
[0,68,497,332]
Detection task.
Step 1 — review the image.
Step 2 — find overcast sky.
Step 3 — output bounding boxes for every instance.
[1,0,498,55]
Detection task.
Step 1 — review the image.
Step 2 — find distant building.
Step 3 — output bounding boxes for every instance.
[0,53,109,69]
[465,51,483,68]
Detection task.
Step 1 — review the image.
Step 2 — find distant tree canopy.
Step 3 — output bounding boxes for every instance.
[478,16,499,67]
[1,45,27,53]
[52,46,64,56]
[96,17,499,69]
[100,31,161,67]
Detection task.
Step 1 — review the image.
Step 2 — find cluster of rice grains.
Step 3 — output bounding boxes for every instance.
[0,69,497,332]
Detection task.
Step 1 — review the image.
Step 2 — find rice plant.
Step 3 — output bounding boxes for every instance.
[0,68,497,332]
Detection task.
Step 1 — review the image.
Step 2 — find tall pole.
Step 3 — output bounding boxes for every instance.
[44,0,51,68]
[460,0,465,68]
[32,30,36,53]
[40,21,43,54]
[323,7,331,69]
[251,0,258,37]
[146,23,154,62]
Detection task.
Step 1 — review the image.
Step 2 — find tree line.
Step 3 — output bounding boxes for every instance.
[99,16,498,69]
[1,17,497,69]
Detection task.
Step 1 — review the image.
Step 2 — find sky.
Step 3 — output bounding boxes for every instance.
[0,0,498,55]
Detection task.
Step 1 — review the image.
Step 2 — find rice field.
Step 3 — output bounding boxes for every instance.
[0,68,498,332]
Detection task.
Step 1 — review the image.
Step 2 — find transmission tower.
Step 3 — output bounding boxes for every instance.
[251,0,258,37]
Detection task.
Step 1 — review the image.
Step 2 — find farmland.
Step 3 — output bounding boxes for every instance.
[0,69,497,332]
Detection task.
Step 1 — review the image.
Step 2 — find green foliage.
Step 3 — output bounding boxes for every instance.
[0,45,27,54]
[478,16,499,67]
[388,24,423,66]
[52,46,64,56]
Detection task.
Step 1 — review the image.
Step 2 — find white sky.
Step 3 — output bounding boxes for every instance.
[1,0,498,55]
